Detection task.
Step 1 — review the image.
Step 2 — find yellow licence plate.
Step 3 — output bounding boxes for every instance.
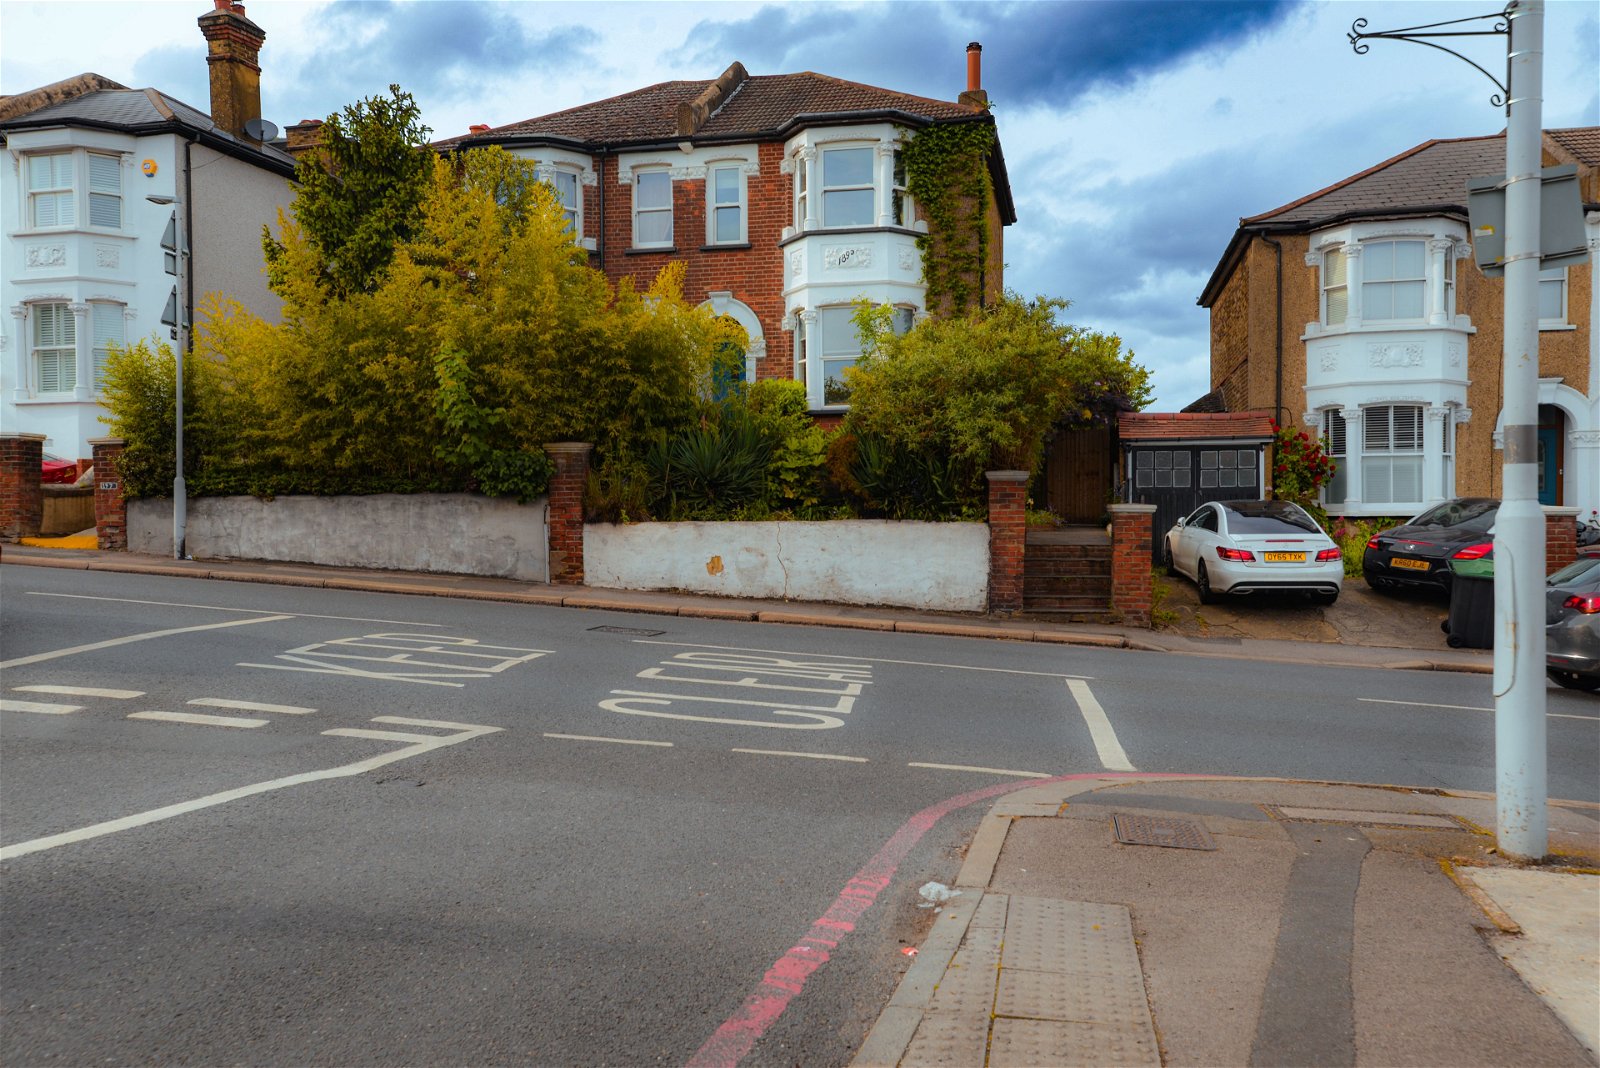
[1391,557,1431,571]
[1262,552,1305,563]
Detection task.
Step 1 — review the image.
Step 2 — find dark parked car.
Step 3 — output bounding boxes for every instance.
[1363,498,1497,594]
[1545,564,1600,692]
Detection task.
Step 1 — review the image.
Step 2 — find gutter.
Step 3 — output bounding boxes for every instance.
[0,115,295,178]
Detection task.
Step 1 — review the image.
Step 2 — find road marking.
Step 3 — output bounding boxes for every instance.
[0,615,292,670]
[0,718,502,862]
[603,691,847,730]
[733,748,869,763]
[1359,697,1598,721]
[127,710,270,729]
[241,633,550,687]
[1068,679,1136,772]
[634,639,1093,680]
[323,728,447,744]
[0,699,82,715]
[908,762,1050,778]
[545,733,674,747]
[189,698,315,715]
[28,593,445,627]
[14,685,144,699]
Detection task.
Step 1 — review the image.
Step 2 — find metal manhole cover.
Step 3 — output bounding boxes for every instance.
[587,625,666,637]
[1112,812,1217,850]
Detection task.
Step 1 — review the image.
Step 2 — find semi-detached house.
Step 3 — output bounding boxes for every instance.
[433,44,1014,414]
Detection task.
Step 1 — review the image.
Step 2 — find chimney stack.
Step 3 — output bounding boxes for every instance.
[960,42,987,108]
[469,123,492,134]
[284,118,324,160]
[198,0,266,139]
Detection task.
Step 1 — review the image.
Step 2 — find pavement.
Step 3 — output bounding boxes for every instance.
[5,540,1597,1066]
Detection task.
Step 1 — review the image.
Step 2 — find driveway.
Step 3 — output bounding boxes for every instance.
[1156,573,1454,650]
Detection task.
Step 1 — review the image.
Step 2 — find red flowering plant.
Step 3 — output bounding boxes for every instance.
[1269,420,1337,528]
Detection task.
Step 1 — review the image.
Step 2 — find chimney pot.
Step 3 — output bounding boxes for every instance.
[966,42,982,93]
[469,123,491,134]
[213,0,229,8]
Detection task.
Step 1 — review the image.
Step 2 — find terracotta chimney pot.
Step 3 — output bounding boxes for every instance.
[469,123,491,134]
[966,42,982,92]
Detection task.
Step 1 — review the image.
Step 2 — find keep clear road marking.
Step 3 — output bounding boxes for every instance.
[733,748,869,763]
[0,615,293,670]
[0,716,502,862]
[189,698,315,715]
[14,685,145,699]
[1068,678,1136,772]
[0,699,82,715]
[545,733,674,748]
[633,639,1094,680]
[27,592,447,628]
[127,710,270,729]
[1359,696,1599,722]
[908,762,1049,778]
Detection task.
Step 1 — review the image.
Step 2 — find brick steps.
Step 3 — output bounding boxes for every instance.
[1023,541,1113,614]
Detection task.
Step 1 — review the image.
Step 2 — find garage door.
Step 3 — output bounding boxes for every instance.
[1129,446,1263,562]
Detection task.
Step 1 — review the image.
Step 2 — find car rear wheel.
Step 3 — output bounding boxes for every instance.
[1547,669,1600,693]
[1196,562,1219,605]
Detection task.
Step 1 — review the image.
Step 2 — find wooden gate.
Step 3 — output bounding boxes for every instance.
[1044,427,1112,523]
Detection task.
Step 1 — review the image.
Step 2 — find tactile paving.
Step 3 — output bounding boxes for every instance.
[969,892,1010,929]
[1000,898,1134,973]
[900,1010,991,1068]
[1268,805,1461,828]
[927,945,1000,1014]
[989,1017,1160,1068]
[995,965,1150,1024]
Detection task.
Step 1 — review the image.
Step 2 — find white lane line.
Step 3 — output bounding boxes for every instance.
[323,728,447,744]
[1068,679,1136,772]
[634,640,1093,680]
[27,593,445,627]
[0,615,292,670]
[189,698,315,715]
[1,699,83,715]
[732,748,868,763]
[1359,697,1597,721]
[14,685,144,699]
[0,719,502,862]
[908,762,1050,779]
[127,710,270,729]
[545,733,674,748]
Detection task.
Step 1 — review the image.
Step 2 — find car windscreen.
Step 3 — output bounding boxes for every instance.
[1222,504,1319,535]
[1411,500,1496,532]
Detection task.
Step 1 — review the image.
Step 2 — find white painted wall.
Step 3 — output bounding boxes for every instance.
[127,493,548,581]
[585,520,988,611]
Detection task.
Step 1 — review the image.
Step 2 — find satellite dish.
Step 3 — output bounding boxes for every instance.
[243,117,279,142]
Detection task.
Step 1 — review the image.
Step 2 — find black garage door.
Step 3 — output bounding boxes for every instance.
[1128,445,1264,562]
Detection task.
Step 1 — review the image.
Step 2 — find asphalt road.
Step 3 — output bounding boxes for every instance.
[2,566,1596,1065]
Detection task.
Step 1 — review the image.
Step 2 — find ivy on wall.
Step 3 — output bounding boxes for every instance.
[901,120,996,313]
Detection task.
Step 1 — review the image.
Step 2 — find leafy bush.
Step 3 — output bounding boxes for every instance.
[1270,420,1337,529]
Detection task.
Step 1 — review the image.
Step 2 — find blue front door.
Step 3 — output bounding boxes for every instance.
[1537,425,1560,505]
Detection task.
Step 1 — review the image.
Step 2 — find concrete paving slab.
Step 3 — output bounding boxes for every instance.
[995,966,1148,1025]
[899,1010,989,1068]
[988,1018,1159,1068]
[1273,805,1463,828]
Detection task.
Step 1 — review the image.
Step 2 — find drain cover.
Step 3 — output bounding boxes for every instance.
[1112,812,1217,851]
[587,625,666,637]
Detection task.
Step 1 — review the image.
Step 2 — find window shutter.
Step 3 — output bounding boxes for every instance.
[1394,406,1421,450]
[89,153,120,192]
[1364,406,1390,452]
[92,303,124,388]
[1323,410,1346,456]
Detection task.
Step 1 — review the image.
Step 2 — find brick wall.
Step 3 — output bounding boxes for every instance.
[91,438,127,550]
[0,433,46,538]
[986,470,1028,614]
[1109,504,1157,627]
[544,442,593,585]
[1544,507,1579,575]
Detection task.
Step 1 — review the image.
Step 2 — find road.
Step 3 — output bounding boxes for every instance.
[2,565,1596,1065]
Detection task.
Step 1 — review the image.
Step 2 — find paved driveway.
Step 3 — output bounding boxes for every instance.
[1156,573,1453,649]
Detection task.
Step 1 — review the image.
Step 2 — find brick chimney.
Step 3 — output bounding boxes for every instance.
[198,0,266,139]
[284,118,324,160]
[469,124,492,134]
[959,42,988,108]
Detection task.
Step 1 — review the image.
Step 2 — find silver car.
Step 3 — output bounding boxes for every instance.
[1163,500,1343,606]
[1546,563,1600,693]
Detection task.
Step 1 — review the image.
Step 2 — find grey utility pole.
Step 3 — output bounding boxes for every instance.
[1350,0,1548,860]
[146,193,187,561]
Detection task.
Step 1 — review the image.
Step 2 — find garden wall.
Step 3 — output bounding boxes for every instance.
[127,493,549,581]
[585,520,988,611]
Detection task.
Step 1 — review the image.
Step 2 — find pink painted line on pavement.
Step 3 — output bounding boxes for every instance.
[687,771,1200,1067]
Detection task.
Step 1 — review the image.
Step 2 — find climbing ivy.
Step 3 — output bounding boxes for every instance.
[901,120,996,313]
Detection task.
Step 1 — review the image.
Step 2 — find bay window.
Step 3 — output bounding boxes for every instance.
[32,303,76,393]
[27,154,75,227]
[88,152,121,228]
[821,146,874,227]
[1322,409,1348,506]
[1361,240,1426,320]
[1361,404,1423,504]
[632,169,672,247]
[552,169,579,234]
[91,302,125,390]
[1321,248,1347,326]
[817,306,859,405]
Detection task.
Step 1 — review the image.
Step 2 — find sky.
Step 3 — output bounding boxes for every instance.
[3,0,1596,410]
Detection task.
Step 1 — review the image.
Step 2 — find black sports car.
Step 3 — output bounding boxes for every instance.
[1362,498,1498,594]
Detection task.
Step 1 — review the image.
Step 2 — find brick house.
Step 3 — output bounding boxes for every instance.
[0,1,294,464]
[1196,128,1599,521]
[432,45,1014,414]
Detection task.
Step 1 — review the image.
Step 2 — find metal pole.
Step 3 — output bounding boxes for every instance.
[1493,0,1545,861]
[173,207,186,563]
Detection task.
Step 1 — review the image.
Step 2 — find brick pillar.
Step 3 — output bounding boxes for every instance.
[0,433,46,538]
[543,442,593,585]
[90,437,128,551]
[986,470,1029,615]
[1543,506,1580,575]
[1110,503,1157,628]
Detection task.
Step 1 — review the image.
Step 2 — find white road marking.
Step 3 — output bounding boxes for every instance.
[241,633,549,687]
[0,699,82,715]
[1359,697,1597,721]
[634,639,1093,680]
[0,718,502,862]
[1067,679,1136,772]
[732,748,868,763]
[545,733,673,747]
[0,615,292,670]
[28,592,445,627]
[127,710,270,729]
[908,762,1049,778]
[189,698,315,715]
[14,685,144,699]
[323,728,446,744]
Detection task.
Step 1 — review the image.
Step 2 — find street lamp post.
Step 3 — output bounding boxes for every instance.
[146,193,186,560]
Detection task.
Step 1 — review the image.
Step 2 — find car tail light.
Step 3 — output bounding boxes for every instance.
[1452,542,1493,560]
[1366,536,1382,550]
[1316,548,1342,562]
[1562,593,1600,614]
[1216,546,1256,562]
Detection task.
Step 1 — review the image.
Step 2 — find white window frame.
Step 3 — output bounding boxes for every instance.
[1538,266,1570,328]
[1360,239,1427,322]
[32,302,77,394]
[549,167,580,236]
[891,148,912,228]
[90,301,125,392]
[1321,247,1347,326]
[1360,404,1425,505]
[1441,407,1456,498]
[87,152,122,229]
[793,311,808,393]
[632,168,673,248]
[706,163,746,246]
[820,144,875,229]
[816,305,860,407]
[802,303,917,409]
[27,152,76,228]
[1321,409,1348,507]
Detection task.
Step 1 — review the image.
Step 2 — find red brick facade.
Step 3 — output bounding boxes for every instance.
[0,433,46,538]
[1109,504,1156,627]
[986,470,1028,614]
[90,438,127,550]
[1544,507,1579,575]
[544,442,593,585]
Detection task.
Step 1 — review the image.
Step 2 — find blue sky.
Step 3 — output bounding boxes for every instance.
[4,0,1596,409]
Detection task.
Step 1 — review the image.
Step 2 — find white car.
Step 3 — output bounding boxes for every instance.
[1163,500,1343,605]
